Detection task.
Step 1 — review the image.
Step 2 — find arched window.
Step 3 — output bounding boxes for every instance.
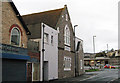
[64,25,70,46]
[11,28,20,46]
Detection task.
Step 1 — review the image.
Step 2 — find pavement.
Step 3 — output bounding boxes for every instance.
[83,69,119,83]
[32,69,119,83]
[54,73,96,81]
[48,69,120,83]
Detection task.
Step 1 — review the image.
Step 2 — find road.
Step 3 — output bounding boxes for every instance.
[81,69,119,82]
[50,69,119,83]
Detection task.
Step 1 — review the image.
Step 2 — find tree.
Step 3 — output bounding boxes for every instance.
[95,51,107,57]
[110,48,114,52]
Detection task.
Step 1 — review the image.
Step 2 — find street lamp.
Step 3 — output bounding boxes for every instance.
[74,25,78,77]
[93,35,96,69]
[107,44,108,53]
[93,36,96,69]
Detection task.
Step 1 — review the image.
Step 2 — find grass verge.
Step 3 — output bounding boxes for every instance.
[85,69,99,72]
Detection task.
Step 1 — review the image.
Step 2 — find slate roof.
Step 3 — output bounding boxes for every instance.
[9,2,31,35]
[22,8,64,29]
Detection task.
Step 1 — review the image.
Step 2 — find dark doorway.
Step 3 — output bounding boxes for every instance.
[44,61,48,81]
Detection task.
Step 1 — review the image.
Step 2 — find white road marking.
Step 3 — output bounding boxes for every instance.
[79,74,98,81]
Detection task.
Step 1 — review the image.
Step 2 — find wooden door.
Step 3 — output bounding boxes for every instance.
[27,63,32,81]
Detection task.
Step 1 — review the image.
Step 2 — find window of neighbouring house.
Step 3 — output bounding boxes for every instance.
[11,28,20,46]
[64,57,71,71]
[51,35,53,45]
[64,25,70,46]
[44,33,49,43]
[80,60,83,69]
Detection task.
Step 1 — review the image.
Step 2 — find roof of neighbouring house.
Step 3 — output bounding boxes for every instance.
[84,53,95,55]
[9,1,31,35]
[22,7,64,29]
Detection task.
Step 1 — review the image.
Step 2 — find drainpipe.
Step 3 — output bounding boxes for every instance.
[42,24,45,81]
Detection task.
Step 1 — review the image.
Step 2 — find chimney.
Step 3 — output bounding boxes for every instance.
[64,4,67,7]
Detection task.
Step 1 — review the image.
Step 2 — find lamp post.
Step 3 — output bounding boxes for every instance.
[74,25,78,77]
[93,36,96,69]
[107,44,108,53]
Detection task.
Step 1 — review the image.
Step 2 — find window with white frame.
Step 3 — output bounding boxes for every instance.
[44,33,49,43]
[65,46,71,51]
[64,25,70,46]
[64,57,71,71]
[11,28,20,46]
[66,14,68,21]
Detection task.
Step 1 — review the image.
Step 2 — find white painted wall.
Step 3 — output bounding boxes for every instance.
[41,23,58,80]
[75,37,83,50]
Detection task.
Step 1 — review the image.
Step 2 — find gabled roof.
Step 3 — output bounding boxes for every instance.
[9,1,31,35]
[22,7,64,29]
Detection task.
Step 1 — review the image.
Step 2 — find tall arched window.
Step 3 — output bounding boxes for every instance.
[11,28,20,46]
[64,25,70,46]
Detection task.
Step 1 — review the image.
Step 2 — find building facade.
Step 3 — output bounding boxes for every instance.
[107,50,120,66]
[75,37,84,75]
[84,53,95,66]
[22,12,59,81]
[41,23,58,81]
[1,1,30,81]
[55,5,75,79]
[23,5,84,80]
[84,52,111,70]
[27,40,40,81]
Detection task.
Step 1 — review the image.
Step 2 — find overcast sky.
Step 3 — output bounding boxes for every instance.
[13,0,119,53]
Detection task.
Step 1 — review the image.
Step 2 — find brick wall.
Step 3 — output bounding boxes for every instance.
[28,52,40,61]
[77,47,84,75]
[56,6,75,79]
[2,2,28,48]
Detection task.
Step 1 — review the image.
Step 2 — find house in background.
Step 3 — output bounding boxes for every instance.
[84,50,120,70]
[107,50,120,66]
[75,37,84,76]
[1,1,30,81]
[84,52,110,69]
[84,53,95,67]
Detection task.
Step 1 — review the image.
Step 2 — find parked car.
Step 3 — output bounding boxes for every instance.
[104,64,115,69]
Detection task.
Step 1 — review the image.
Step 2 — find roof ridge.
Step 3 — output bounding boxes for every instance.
[22,7,64,17]
[9,2,31,35]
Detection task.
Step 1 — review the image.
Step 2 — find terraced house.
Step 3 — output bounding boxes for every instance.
[1,1,30,81]
[23,5,76,80]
